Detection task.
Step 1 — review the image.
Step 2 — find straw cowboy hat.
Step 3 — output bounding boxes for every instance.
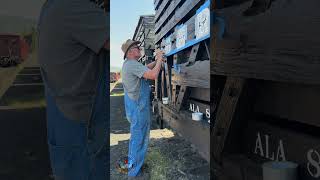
[121,39,141,59]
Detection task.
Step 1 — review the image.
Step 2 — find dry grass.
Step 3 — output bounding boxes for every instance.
[110,92,125,97]
[0,92,46,108]
[5,98,46,108]
[146,148,170,180]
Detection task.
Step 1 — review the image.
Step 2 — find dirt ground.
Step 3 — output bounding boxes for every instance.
[0,108,52,180]
[0,63,52,180]
[110,82,210,180]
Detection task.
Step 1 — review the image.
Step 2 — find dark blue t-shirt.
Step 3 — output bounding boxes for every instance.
[37,0,108,122]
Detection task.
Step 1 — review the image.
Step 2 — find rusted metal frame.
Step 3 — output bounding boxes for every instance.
[137,25,145,40]
[138,28,151,48]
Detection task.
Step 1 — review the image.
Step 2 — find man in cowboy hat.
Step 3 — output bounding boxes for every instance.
[121,39,164,177]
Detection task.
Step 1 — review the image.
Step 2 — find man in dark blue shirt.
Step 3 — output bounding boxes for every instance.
[37,0,109,179]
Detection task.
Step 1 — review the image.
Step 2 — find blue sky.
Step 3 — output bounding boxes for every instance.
[110,0,155,68]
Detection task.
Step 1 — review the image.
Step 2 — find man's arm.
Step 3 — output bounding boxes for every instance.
[143,50,164,80]
[146,61,157,69]
[143,60,162,80]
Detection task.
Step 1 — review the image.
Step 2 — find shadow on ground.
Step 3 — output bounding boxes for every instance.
[0,108,52,180]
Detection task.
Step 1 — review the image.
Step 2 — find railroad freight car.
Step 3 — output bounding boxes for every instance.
[211,0,320,179]
[0,34,29,67]
[110,72,120,83]
[152,0,211,162]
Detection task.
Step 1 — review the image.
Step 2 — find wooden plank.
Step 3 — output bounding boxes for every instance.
[161,68,166,98]
[158,7,210,56]
[154,0,184,32]
[171,60,210,88]
[155,74,158,99]
[188,100,210,114]
[155,71,161,100]
[159,102,210,161]
[154,0,202,43]
[211,0,320,85]
[189,87,210,102]
[254,81,320,128]
[172,84,177,105]
[175,50,189,64]
[187,99,210,120]
[188,43,200,63]
[154,0,162,10]
[164,62,172,104]
[154,0,171,22]
[155,0,176,31]
[219,154,262,180]
[175,85,188,111]
[212,77,245,164]
[171,54,178,105]
[215,0,257,9]
[204,41,210,59]
[244,119,320,180]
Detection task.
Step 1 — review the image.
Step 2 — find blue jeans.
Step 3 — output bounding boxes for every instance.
[124,79,151,177]
[45,66,108,180]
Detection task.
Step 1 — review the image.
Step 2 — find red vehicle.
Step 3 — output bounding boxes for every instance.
[110,72,121,83]
[0,34,29,67]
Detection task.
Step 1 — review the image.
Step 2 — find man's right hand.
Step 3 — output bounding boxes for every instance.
[155,49,165,62]
[143,49,165,80]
